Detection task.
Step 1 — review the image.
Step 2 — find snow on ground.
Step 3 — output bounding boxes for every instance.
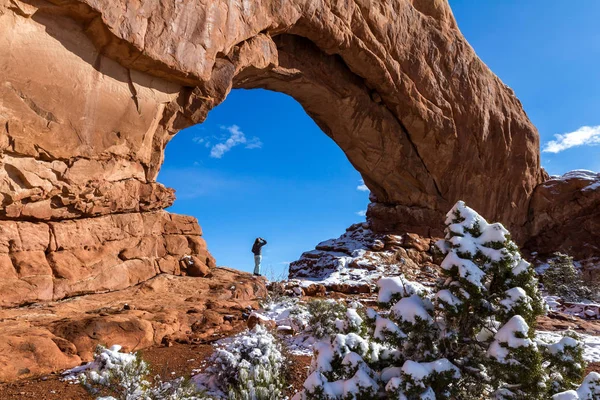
[545,295,600,320]
[260,298,315,356]
[537,331,600,363]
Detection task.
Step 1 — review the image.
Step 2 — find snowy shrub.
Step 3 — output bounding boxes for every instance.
[542,332,587,395]
[542,253,599,302]
[307,299,353,338]
[553,372,600,399]
[196,325,285,400]
[68,344,151,399]
[63,345,209,400]
[293,201,589,400]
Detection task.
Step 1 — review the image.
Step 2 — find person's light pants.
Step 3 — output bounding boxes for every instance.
[254,255,262,275]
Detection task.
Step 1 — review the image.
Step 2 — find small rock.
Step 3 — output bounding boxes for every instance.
[371,239,385,251]
[247,313,276,330]
[402,233,430,252]
[302,284,326,297]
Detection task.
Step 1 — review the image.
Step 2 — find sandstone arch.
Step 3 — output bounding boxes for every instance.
[0,0,598,307]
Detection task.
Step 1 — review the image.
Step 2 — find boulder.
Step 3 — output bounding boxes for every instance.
[247,312,277,330]
[525,171,600,258]
[402,233,430,252]
[302,284,327,297]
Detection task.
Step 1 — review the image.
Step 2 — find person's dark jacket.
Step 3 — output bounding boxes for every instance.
[252,238,267,255]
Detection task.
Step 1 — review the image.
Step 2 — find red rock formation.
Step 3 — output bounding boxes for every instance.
[0,268,265,382]
[525,170,600,258]
[0,0,597,306]
[288,223,439,294]
[0,211,215,307]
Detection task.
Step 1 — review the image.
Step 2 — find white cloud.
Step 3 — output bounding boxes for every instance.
[356,210,367,217]
[543,125,600,153]
[210,125,246,158]
[192,125,262,159]
[192,136,211,148]
[357,179,369,192]
[245,137,263,149]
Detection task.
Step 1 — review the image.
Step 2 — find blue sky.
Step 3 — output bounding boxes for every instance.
[449,0,600,174]
[158,1,599,276]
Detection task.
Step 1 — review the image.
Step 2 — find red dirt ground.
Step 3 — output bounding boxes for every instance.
[0,340,312,399]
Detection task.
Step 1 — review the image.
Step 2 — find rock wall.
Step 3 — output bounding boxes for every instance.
[524,171,600,259]
[0,211,215,307]
[0,0,598,308]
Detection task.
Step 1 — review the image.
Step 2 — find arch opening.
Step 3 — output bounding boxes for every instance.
[157,88,371,276]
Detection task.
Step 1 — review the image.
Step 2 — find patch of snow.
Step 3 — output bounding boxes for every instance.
[288,224,412,289]
[391,295,433,324]
[377,276,429,303]
[440,252,486,289]
[553,371,600,399]
[536,331,600,363]
[374,316,406,341]
[499,287,532,312]
[435,289,462,309]
[488,316,535,363]
[543,295,600,320]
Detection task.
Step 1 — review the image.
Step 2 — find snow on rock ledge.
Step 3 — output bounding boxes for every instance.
[287,223,439,294]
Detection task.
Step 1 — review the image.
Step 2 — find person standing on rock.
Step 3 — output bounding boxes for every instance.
[252,237,267,276]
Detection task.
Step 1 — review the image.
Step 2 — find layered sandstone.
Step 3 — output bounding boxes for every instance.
[1,0,545,230]
[0,211,215,308]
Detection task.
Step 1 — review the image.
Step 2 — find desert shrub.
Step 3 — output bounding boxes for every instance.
[542,253,599,302]
[64,345,210,400]
[293,201,592,400]
[543,332,587,396]
[306,299,349,338]
[198,325,286,400]
[551,372,600,400]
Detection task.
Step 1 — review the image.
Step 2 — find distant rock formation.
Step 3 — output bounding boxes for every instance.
[525,170,600,259]
[0,0,598,309]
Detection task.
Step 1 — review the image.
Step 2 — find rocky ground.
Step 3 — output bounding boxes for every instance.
[0,295,598,400]
[0,267,266,382]
[0,228,599,399]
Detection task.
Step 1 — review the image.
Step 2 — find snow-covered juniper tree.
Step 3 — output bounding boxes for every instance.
[542,252,600,302]
[434,200,546,398]
[293,201,591,400]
